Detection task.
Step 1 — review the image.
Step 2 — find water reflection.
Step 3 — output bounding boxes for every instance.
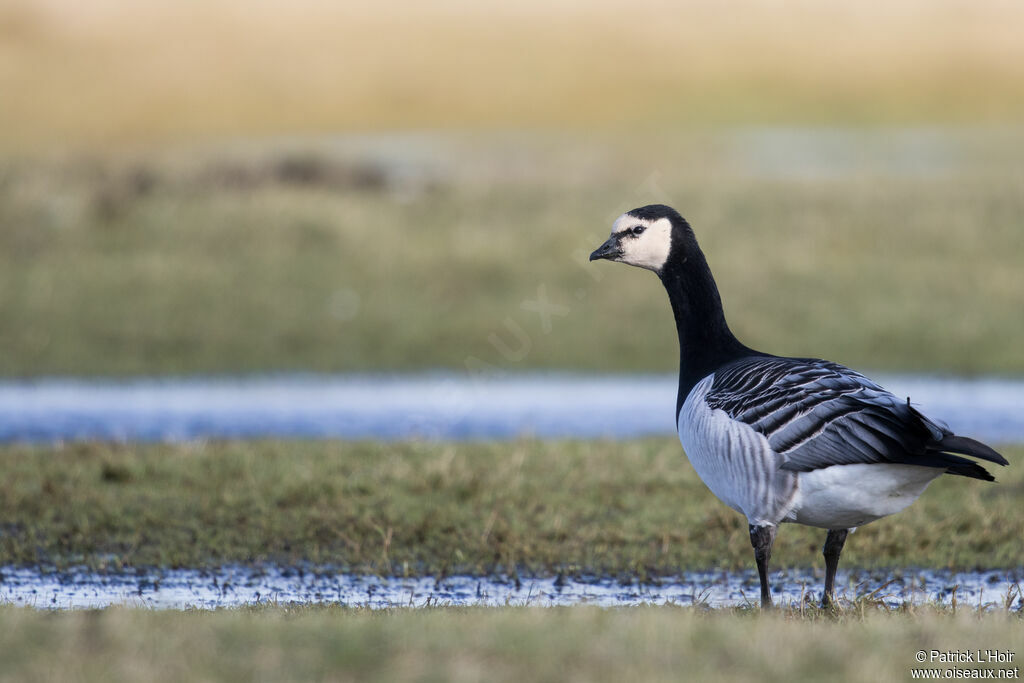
[1,373,1022,443]
[2,565,1020,611]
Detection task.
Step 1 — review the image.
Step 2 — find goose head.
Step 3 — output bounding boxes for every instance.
[589,204,688,274]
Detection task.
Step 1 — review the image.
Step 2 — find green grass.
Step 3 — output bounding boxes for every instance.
[2,439,1019,574]
[2,131,1023,377]
[0,604,1021,682]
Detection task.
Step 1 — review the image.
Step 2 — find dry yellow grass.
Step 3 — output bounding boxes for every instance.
[0,605,1021,683]
[3,1,1024,150]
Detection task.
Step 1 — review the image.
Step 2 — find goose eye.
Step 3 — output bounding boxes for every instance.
[632,226,646,235]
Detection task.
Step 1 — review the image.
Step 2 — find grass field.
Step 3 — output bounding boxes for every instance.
[0,604,1021,682]
[2,439,1019,574]
[2,130,1023,377]
[4,1,1024,149]
[4,3,1023,678]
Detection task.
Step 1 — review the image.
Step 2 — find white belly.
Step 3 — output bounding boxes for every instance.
[785,463,942,528]
[678,374,941,529]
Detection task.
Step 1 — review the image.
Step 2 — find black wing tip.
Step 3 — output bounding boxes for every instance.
[945,461,997,482]
[937,434,1009,467]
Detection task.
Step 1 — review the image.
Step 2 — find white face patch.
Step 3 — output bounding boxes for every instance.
[608,214,673,272]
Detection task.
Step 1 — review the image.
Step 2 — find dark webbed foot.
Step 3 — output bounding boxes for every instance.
[749,524,777,609]
[821,528,850,608]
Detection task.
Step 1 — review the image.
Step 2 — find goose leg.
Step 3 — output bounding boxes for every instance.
[821,528,849,608]
[749,524,777,608]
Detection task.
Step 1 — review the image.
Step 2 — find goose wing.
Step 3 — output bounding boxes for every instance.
[704,356,1007,481]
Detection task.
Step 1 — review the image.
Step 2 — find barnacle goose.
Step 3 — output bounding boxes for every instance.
[590,204,1008,608]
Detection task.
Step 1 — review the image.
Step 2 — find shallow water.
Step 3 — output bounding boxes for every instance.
[1,373,1023,443]
[1,566,1020,611]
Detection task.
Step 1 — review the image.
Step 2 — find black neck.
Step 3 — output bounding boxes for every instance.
[659,248,762,418]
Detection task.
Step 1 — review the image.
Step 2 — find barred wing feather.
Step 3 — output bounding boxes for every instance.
[704,357,1007,481]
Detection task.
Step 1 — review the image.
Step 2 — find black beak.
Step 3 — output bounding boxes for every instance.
[589,236,623,262]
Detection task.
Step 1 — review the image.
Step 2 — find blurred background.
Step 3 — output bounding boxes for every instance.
[2,0,1023,380]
